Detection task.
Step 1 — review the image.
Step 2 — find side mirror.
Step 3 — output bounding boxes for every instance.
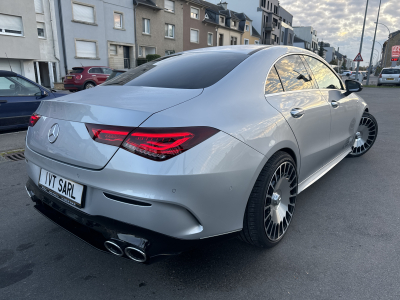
[41,90,48,98]
[344,80,363,96]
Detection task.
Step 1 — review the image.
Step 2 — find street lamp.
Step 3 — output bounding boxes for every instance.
[375,22,391,68]
[366,0,382,85]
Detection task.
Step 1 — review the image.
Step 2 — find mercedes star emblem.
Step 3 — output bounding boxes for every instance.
[48,123,60,143]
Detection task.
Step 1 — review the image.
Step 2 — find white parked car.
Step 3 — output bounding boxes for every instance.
[349,72,367,80]
[378,68,400,86]
[341,70,352,76]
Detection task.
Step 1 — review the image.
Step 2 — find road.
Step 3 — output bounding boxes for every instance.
[1,88,399,299]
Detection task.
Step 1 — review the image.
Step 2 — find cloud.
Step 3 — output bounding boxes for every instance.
[280,0,399,65]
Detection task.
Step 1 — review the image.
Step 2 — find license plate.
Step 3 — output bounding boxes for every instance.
[66,76,73,79]
[386,78,394,81]
[38,169,85,208]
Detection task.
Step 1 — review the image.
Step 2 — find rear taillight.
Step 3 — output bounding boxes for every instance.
[29,113,41,127]
[76,75,82,80]
[379,74,382,78]
[122,127,219,161]
[85,124,133,147]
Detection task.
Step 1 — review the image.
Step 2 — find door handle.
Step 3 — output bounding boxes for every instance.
[331,100,339,108]
[290,108,304,118]
[0,100,7,103]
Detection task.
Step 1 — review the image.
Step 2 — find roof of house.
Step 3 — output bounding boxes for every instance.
[252,26,261,38]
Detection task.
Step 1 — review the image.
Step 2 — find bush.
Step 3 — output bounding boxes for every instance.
[146,54,161,62]
[137,58,148,66]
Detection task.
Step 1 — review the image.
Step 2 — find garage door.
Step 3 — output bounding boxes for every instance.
[0,58,22,74]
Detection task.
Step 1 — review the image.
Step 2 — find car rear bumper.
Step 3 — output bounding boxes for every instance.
[378,78,400,84]
[63,83,84,90]
[26,177,239,263]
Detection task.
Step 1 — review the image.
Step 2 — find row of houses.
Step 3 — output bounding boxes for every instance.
[0,0,296,88]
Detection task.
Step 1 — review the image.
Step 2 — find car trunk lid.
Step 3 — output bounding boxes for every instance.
[27,86,203,169]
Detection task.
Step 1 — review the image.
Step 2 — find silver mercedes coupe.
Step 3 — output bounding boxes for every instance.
[25,46,378,263]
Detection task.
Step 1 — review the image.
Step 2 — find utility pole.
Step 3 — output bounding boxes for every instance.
[355,0,370,82]
[366,0,382,85]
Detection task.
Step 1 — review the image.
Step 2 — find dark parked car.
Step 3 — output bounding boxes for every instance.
[63,66,113,91]
[0,70,66,131]
[104,69,127,82]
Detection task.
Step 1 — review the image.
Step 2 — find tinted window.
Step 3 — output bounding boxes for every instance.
[275,55,313,91]
[265,66,283,94]
[382,69,400,74]
[103,68,113,75]
[70,68,84,74]
[303,56,342,90]
[89,68,103,74]
[103,52,248,89]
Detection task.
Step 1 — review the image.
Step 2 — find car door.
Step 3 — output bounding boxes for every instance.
[88,67,103,85]
[303,56,360,158]
[265,54,332,183]
[0,75,44,128]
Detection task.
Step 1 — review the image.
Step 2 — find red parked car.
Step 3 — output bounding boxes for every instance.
[63,66,113,91]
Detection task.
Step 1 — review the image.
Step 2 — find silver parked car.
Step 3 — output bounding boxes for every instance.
[25,46,378,263]
[378,68,400,86]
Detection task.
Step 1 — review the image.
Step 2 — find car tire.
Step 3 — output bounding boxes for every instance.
[84,82,96,89]
[240,151,298,248]
[347,112,378,158]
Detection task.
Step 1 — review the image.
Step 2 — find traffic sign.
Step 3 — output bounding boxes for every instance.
[392,45,400,58]
[354,53,363,62]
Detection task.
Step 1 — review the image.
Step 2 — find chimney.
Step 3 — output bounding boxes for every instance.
[219,1,228,10]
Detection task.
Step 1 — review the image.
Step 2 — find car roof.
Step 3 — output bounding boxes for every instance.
[0,70,18,77]
[72,66,110,69]
[183,45,272,55]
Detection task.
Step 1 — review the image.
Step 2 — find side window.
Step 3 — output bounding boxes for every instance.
[103,68,113,75]
[265,66,283,95]
[275,55,314,91]
[0,76,41,96]
[303,56,343,90]
[89,68,103,74]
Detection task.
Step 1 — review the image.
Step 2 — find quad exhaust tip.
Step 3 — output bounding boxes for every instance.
[125,246,147,263]
[104,241,123,256]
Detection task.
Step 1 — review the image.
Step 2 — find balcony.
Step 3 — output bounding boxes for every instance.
[264,22,276,31]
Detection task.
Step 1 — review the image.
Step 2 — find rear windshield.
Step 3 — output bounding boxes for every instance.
[102,52,248,89]
[70,68,84,74]
[382,69,400,74]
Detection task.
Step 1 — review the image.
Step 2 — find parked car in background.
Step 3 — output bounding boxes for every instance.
[25,46,378,264]
[341,70,352,76]
[349,71,367,80]
[104,69,127,83]
[63,66,113,92]
[0,70,66,131]
[378,68,400,86]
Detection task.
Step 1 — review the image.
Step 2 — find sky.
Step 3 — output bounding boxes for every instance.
[280,0,400,66]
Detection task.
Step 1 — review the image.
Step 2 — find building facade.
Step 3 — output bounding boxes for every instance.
[218,0,293,46]
[319,42,336,63]
[293,26,318,53]
[0,0,61,87]
[54,0,136,77]
[134,0,184,60]
[382,30,400,68]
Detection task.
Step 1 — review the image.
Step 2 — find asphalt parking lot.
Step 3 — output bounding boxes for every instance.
[0,87,399,300]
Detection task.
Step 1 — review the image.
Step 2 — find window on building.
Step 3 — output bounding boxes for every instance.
[191,7,199,19]
[143,18,150,34]
[114,12,123,29]
[220,16,225,24]
[138,47,143,57]
[244,39,249,45]
[274,5,278,14]
[267,1,269,10]
[281,32,284,43]
[0,14,23,36]
[165,24,175,38]
[110,44,117,55]
[265,66,283,94]
[165,50,175,56]
[165,0,175,13]
[275,55,314,91]
[75,40,97,58]
[232,21,236,27]
[303,56,342,90]
[219,33,223,46]
[245,24,249,31]
[37,22,45,38]
[208,33,213,46]
[34,0,44,14]
[190,29,199,43]
[72,3,95,24]
[230,36,237,45]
